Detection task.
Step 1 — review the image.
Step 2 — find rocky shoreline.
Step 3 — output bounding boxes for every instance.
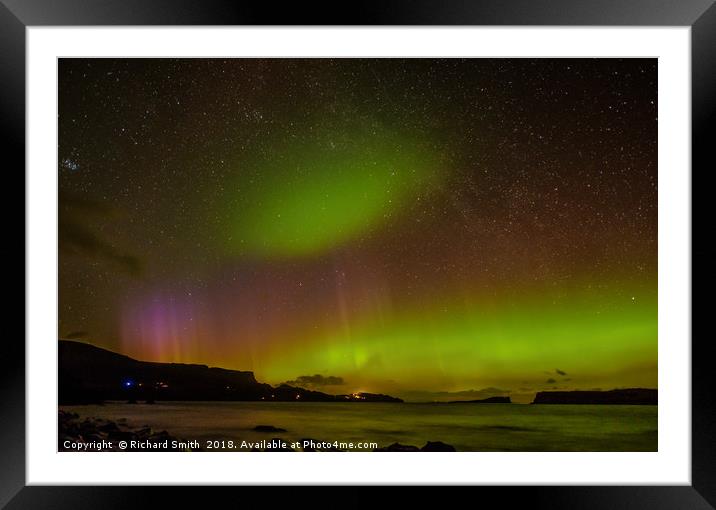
[375,441,456,452]
[59,410,456,452]
[59,410,197,451]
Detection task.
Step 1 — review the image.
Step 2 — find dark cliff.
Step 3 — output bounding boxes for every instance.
[59,340,271,404]
[58,340,402,404]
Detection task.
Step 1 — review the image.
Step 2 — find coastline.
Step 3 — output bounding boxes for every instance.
[59,409,456,452]
[59,400,657,452]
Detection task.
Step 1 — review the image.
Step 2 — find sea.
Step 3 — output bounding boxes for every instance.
[60,401,657,451]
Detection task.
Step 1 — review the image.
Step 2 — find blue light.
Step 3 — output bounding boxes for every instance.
[124,380,134,387]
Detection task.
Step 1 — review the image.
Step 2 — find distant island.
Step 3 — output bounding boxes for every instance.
[59,340,402,404]
[532,388,657,405]
[448,396,511,404]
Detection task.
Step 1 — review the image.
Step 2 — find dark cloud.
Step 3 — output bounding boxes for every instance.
[555,368,567,376]
[59,191,142,276]
[546,378,556,384]
[64,331,88,339]
[284,374,345,387]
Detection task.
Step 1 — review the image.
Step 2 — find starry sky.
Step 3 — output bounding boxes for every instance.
[58,58,657,402]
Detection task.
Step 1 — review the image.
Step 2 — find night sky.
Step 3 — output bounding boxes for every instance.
[59,58,657,402]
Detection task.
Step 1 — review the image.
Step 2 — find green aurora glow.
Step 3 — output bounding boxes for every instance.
[255,282,657,400]
[59,59,658,402]
[222,124,440,257]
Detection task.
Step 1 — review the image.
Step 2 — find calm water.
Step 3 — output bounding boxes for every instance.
[61,402,657,451]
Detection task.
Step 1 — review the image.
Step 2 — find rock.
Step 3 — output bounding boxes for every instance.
[135,427,152,438]
[420,441,456,452]
[83,433,106,442]
[108,430,136,441]
[58,411,195,452]
[253,425,287,433]
[79,422,97,435]
[98,422,119,433]
[374,442,420,452]
[149,430,170,441]
[59,410,79,422]
[63,422,80,435]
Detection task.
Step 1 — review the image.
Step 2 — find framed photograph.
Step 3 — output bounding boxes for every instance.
[8,0,713,504]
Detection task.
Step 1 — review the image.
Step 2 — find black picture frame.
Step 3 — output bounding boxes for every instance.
[6,0,713,505]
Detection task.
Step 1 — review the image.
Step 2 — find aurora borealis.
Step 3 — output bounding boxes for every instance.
[59,58,657,402]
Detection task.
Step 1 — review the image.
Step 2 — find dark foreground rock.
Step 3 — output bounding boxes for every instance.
[374,441,457,452]
[420,441,456,452]
[59,411,458,453]
[253,425,287,433]
[374,443,420,452]
[58,410,198,451]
